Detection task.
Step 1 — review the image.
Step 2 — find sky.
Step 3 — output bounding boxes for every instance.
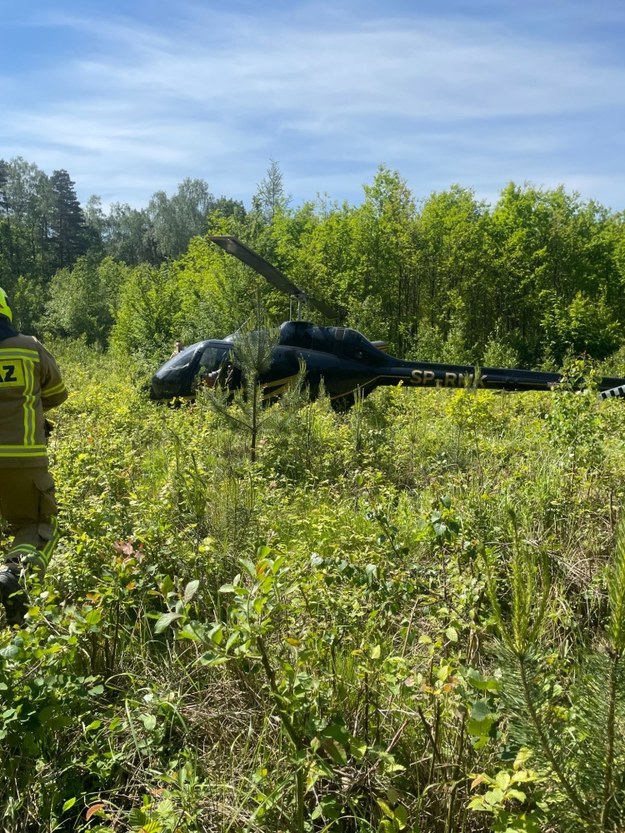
[3,0,625,212]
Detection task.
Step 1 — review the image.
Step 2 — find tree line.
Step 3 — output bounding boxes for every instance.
[2,156,625,371]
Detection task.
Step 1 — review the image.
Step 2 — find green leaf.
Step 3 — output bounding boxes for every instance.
[225,631,240,651]
[183,579,200,603]
[466,668,501,692]
[376,798,395,820]
[178,624,201,641]
[484,787,505,805]
[311,796,342,821]
[471,699,491,721]
[394,804,408,829]
[495,771,511,790]
[321,721,350,745]
[154,612,182,633]
[240,559,257,578]
[0,643,20,660]
[141,713,157,731]
[84,608,103,626]
[445,626,459,642]
[352,738,368,761]
[199,652,229,666]
[62,797,77,812]
[208,623,224,645]
[156,797,175,819]
[468,716,494,737]
[127,807,148,827]
[159,575,175,596]
[218,584,236,594]
[321,737,347,765]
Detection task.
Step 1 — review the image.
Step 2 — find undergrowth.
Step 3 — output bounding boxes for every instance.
[1,344,625,832]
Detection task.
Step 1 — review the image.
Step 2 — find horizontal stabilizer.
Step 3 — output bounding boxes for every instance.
[599,384,625,400]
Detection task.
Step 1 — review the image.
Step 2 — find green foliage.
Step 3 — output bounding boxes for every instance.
[11,273,47,334]
[482,509,625,831]
[109,262,183,361]
[9,159,625,833]
[468,748,545,832]
[5,154,625,369]
[483,512,550,657]
[2,344,625,831]
[42,255,129,346]
[482,332,520,369]
[541,290,620,362]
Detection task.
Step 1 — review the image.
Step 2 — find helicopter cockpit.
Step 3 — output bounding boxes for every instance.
[150,339,230,400]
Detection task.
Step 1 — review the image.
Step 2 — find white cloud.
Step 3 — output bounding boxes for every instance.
[2,2,625,208]
[45,12,625,120]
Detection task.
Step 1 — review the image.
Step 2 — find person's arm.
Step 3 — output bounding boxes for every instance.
[39,343,68,411]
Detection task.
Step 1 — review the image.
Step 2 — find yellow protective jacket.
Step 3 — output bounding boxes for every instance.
[0,332,68,467]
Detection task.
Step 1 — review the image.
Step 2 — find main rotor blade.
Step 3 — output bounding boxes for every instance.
[209,235,344,321]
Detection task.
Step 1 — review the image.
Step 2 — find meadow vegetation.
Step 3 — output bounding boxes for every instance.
[3,157,625,831]
[1,344,625,832]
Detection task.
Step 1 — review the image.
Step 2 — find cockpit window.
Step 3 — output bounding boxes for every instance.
[165,347,197,370]
[199,345,231,375]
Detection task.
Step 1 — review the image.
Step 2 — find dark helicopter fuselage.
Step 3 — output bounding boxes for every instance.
[149,320,625,403]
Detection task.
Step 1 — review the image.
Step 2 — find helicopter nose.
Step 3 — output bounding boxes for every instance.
[149,365,185,400]
[149,371,169,400]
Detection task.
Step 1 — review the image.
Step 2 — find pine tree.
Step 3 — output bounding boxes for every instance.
[49,169,88,270]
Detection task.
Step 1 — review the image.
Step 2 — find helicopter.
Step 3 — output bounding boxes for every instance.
[149,236,625,405]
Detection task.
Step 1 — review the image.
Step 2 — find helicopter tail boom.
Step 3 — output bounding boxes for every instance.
[377,361,625,394]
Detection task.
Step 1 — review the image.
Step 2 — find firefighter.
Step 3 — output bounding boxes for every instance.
[0,288,68,625]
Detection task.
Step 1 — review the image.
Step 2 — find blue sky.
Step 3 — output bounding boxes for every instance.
[3,0,625,211]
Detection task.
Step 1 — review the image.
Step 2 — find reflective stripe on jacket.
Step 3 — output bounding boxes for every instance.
[0,333,68,467]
